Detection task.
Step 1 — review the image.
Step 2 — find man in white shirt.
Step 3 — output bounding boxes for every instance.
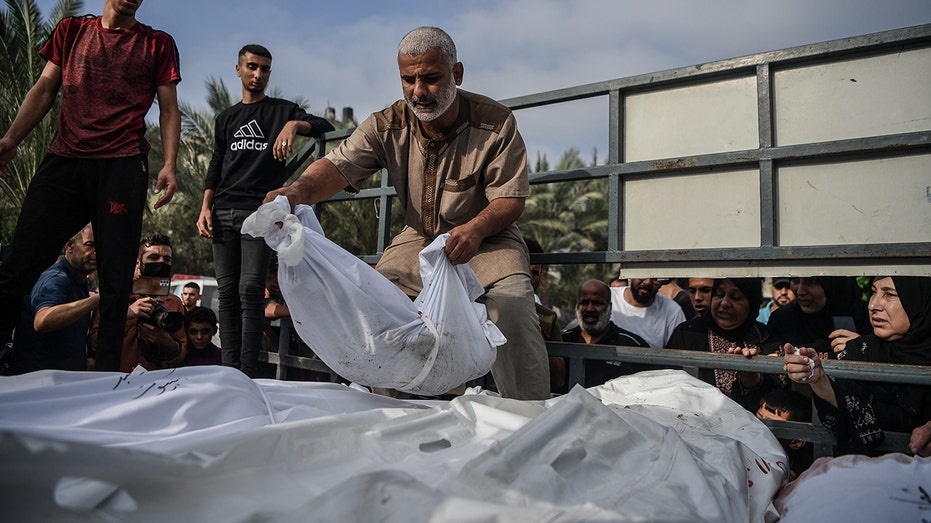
[610,278,686,348]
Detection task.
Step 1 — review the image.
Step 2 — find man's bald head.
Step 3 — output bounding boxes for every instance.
[578,279,611,302]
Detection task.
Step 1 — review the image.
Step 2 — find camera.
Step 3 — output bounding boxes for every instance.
[145,302,184,333]
[134,260,183,332]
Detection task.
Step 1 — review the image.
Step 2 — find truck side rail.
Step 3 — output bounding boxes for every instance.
[287,23,931,277]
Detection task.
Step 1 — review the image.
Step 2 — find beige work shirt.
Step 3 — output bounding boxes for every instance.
[327,90,530,296]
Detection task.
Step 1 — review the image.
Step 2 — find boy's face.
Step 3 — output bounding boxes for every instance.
[757,401,808,452]
[187,321,216,351]
[756,401,791,422]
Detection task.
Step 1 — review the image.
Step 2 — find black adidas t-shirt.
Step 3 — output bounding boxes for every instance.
[205,97,332,210]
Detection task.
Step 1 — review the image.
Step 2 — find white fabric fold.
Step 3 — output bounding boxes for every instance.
[240,196,305,267]
[0,368,787,522]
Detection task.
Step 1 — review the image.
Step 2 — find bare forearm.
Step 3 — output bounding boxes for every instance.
[3,76,60,144]
[265,301,290,319]
[34,294,100,333]
[156,83,180,170]
[266,158,348,208]
[201,189,215,211]
[159,109,180,170]
[294,159,349,203]
[464,197,524,239]
[444,197,524,265]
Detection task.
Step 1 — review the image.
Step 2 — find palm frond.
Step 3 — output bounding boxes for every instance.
[0,0,82,224]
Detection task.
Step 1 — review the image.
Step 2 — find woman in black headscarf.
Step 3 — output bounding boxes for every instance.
[784,276,931,454]
[765,276,870,359]
[667,277,782,411]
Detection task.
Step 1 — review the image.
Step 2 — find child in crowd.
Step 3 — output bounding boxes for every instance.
[180,306,222,367]
[756,389,813,480]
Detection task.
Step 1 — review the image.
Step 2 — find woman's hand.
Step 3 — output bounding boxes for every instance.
[829,329,860,355]
[728,346,762,388]
[728,346,759,358]
[783,343,823,384]
[783,343,838,407]
[909,421,931,456]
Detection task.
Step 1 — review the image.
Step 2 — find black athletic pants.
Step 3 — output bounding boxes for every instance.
[0,154,149,371]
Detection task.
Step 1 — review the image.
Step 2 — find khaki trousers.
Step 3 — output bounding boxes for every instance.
[479,274,551,400]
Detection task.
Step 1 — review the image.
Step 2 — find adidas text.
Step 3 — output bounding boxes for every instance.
[230,139,268,151]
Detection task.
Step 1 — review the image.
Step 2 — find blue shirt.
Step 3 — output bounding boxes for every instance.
[11,256,92,373]
[757,300,775,324]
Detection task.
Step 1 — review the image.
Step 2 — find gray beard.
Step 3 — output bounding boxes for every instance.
[406,80,457,122]
[578,308,612,335]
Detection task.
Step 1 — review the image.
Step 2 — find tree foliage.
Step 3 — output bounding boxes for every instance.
[0,0,82,242]
[519,147,618,321]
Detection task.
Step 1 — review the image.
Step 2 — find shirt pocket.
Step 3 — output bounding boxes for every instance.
[442,170,479,193]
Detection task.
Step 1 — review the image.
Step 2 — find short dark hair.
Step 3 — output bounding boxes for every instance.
[239,44,271,60]
[183,282,200,292]
[138,233,171,259]
[760,389,812,422]
[185,306,217,328]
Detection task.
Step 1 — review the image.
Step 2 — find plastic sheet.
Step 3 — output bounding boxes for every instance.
[774,453,931,521]
[0,367,787,522]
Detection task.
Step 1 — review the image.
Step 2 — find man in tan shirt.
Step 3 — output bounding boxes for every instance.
[266,26,549,400]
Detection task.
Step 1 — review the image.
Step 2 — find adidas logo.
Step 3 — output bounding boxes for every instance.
[231,120,268,151]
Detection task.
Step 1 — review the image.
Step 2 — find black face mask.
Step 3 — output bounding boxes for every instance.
[140,261,171,278]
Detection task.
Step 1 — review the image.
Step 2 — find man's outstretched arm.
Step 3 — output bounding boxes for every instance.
[264,158,349,210]
[34,294,100,333]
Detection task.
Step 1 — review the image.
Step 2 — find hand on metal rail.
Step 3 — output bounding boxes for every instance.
[783,344,822,384]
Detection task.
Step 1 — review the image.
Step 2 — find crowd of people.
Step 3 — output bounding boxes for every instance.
[532,271,931,477]
[1,223,324,378]
[0,0,927,490]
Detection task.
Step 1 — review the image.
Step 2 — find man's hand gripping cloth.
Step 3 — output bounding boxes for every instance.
[242,197,505,395]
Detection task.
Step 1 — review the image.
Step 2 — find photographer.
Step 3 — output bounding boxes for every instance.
[88,234,186,371]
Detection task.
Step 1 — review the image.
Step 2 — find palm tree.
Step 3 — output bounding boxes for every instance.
[520,147,615,317]
[0,0,83,242]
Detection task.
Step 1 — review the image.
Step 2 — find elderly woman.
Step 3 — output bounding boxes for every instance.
[784,276,931,454]
[767,276,870,359]
[667,278,781,411]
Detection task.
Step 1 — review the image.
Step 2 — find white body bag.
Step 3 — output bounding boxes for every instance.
[242,196,504,395]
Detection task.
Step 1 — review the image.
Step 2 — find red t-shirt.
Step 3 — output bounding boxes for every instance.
[40,15,181,158]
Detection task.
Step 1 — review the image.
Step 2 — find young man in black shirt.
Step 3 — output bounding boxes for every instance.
[196,44,333,377]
